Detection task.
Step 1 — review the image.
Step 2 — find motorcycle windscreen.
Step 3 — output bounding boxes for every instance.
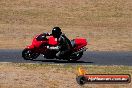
[48,36,58,46]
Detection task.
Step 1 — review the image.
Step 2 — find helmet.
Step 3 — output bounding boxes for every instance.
[52,27,62,38]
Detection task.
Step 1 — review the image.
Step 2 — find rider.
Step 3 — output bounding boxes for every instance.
[47,27,72,59]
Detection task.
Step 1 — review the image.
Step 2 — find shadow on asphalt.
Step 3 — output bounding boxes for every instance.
[32,59,93,64]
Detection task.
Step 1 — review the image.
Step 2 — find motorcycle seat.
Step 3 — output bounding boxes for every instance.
[71,40,76,48]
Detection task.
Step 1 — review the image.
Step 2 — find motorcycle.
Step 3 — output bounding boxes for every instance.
[22,33,87,62]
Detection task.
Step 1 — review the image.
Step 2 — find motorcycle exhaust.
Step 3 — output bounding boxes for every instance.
[73,47,87,54]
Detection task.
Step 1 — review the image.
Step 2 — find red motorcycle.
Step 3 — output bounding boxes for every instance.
[22,33,87,62]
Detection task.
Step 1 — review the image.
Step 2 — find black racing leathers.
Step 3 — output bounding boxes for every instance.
[46,33,72,59]
[56,33,72,59]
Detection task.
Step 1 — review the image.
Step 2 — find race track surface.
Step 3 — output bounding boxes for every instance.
[0,50,132,66]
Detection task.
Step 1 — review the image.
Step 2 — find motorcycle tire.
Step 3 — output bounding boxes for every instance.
[22,49,40,60]
[68,52,83,62]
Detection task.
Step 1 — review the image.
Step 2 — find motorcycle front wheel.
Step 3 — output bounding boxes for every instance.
[22,49,40,60]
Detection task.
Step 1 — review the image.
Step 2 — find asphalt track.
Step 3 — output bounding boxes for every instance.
[0,50,132,66]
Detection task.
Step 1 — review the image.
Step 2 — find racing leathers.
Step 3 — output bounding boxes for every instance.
[47,33,72,59]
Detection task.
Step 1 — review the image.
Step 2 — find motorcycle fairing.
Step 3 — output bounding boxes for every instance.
[48,36,58,46]
[74,38,87,50]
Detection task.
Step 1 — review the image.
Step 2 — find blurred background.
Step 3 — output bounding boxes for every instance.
[0,0,132,51]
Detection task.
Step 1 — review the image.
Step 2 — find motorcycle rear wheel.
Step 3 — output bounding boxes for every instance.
[68,52,83,62]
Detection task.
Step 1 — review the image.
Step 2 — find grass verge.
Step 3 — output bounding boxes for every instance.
[0,63,131,88]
